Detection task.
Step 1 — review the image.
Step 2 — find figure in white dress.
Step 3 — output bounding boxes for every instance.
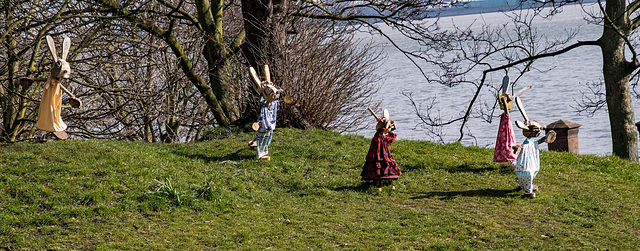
[513,96,556,198]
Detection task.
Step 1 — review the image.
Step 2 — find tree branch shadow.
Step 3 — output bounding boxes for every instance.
[442,164,513,174]
[332,182,378,192]
[171,148,255,163]
[400,163,512,174]
[411,187,521,200]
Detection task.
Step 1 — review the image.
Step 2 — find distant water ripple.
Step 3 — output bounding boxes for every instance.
[354,3,640,155]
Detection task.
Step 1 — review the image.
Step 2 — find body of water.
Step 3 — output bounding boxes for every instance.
[355,3,640,155]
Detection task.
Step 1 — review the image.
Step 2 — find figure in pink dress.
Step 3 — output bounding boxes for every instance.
[494,75,532,166]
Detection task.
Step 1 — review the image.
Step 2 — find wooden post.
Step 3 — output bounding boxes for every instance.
[545,120,582,154]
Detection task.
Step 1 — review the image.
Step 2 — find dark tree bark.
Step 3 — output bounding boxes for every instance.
[241,0,271,68]
[3,30,20,141]
[196,0,241,122]
[241,0,287,68]
[601,0,638,160]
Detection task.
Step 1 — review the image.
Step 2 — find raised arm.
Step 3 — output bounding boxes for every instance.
[385,121,397,143]
[537,130,556,144]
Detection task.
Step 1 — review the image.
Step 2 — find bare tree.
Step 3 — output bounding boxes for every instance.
[91,0,388,131]
[1,0,388,142]
[265,18,383,131]
[412,0,640,160]
[0,0,215,142]
[291,0,640,160]
[0,0,103,142]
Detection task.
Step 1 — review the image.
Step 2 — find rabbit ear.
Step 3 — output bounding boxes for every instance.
[515,121,528,130]
[515,96,529,121]
[263,65,271,83]
[61,37,71,60]
[514,85,533,97]
[46,35,58,61]
[500,75,509,94]
[249,67,262,88]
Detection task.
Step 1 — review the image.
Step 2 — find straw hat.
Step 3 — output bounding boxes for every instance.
[516,120,543,138]
[497,93,513,111]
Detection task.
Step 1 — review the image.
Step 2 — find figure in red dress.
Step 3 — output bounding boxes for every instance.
[361,108,401,191]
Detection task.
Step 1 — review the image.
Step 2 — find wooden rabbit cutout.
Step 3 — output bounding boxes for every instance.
[512,96,556,198]
[497,75,533,113]
[362,107,400,191]
[494,75,533,164]
[34,35,82,140]
[248,65,289,160]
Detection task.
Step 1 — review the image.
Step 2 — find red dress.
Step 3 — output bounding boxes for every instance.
[361,129,402,180]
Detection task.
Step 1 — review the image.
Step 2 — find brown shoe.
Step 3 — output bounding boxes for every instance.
[259,155,271,161]
[248,140,257,148]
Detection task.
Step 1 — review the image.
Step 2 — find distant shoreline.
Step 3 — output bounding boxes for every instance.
[427,0,600,18]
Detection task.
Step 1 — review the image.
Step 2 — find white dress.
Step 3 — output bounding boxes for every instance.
[514,138,539,193]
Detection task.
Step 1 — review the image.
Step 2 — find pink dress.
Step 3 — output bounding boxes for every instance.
[494,112,517,163]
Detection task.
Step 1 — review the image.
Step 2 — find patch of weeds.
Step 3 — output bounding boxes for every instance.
[151,179,193,207]
[77,194,95,206]
[141,178,234,211]
[194,177,234,209]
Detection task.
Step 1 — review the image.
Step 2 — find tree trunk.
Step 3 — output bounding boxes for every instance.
[196,0,241,122]
[143,116,154,143]
[241,0,271,68]
[204,48,240,122]
[2,25,23,142]
[163,116,180,143]
[238,0,289,125]
[240,0,287,67]
[97,0,231,126]
[601,0,638,160]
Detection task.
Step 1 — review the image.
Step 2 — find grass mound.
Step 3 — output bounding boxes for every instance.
[1,128,638,249]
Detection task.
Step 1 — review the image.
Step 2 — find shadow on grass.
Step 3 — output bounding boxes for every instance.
[400,163,428,172]
[442,164,513,174]
[401,163,513,174]
[411,187,521,200]
[172,148,255,163]
[332,182,377,192]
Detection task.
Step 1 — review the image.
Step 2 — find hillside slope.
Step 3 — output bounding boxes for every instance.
[1,129,639,249]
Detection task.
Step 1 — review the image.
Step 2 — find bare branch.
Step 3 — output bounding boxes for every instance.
[572,80,607,117]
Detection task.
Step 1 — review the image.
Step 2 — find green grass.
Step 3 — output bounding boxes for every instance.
[0,128,639,250]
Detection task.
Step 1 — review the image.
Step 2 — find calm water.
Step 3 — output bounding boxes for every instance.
[355,3,640,155]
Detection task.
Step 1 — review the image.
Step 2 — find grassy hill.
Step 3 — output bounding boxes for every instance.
[1,128,639,250]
